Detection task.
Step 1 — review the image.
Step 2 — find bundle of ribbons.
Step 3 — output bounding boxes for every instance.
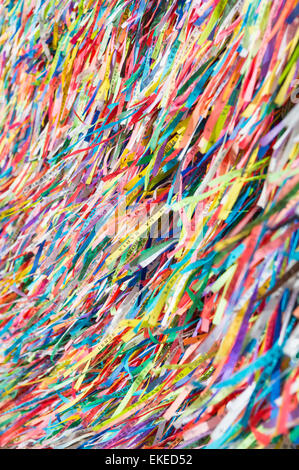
[0,0,299,449]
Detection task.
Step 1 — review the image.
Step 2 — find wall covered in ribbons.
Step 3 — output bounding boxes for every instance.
[0,0,298,449]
